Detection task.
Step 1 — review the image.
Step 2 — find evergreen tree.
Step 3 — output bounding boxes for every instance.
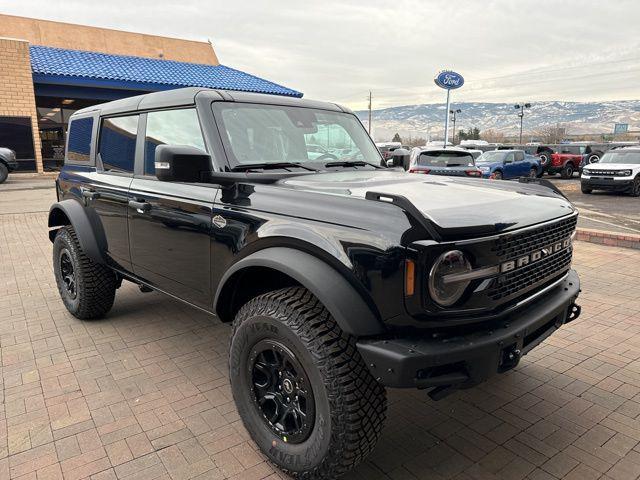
[392,133,402,143]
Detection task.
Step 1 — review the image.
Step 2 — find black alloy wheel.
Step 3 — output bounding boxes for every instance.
[250,339,315,444]
[631,177,640,197]
[59,248,77,300]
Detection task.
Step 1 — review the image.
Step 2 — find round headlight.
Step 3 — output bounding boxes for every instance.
[428,250,472,307]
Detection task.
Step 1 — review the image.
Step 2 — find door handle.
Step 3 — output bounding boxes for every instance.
[82,189,100,200]
[128,200,151,213]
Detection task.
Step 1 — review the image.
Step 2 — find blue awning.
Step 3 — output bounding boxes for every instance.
[30,45,302,98]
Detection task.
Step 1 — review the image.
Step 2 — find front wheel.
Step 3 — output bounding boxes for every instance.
[229,287,387,479]
[581,184,593,194]
[631,177,640,197]
[492,170,503,180]
[529,167,537,178]
[53,226,117,319]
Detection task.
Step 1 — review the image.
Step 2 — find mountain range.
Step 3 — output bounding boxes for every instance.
[354,100,640,140]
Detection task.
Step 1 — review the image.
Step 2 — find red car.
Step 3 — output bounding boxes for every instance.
[547,145,603,179]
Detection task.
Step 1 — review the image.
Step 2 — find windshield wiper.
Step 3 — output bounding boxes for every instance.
[324,160,381,169]
[231,162,318,172]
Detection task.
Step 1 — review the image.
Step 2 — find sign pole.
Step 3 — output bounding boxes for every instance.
[443,89,451,148]
[434,70,463,148]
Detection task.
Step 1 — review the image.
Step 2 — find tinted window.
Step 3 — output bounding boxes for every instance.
[99,116,138,173]
[144,109,205,175]
[0,116,35,159]
[417,151,474,167]
[67,117,94,162]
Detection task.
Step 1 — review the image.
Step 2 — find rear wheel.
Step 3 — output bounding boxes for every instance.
[229,287,387,479]
[53,226,117,319]
[0,163,8,184]
[561,163,574,179]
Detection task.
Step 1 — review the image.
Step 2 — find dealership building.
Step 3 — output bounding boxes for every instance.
[0,14,302,172]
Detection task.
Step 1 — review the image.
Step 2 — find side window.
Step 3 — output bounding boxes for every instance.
[505,152,515,163]
[98,115,139,173]
[66,117,93,162]
[515,151,525,161]
[144,109,205,175]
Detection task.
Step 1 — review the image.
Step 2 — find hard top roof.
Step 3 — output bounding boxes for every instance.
[72,87,350,117]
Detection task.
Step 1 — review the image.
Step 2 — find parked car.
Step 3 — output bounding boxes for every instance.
[375,141,402,163]
[476,150,542,180]
[548,144,605,178]
[407,146,482,177]
[581,147,640,196]
[0,147,19,183]
[49,87,581,479]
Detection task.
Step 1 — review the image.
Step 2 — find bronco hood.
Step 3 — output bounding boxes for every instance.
[278,170,575,239]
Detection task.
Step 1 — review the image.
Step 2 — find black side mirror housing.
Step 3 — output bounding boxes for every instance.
[391,148,411,170]
[155,145,211,182]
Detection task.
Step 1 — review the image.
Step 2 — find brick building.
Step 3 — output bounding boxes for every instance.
[0,14,301,173]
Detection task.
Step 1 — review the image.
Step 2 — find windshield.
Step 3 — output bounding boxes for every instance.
[476,151,506,163]
[599,151,640,164]
[213,103,381,167]
[417,151,475,167]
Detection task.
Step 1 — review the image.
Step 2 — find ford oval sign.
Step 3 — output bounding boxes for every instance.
[434,71,464,90]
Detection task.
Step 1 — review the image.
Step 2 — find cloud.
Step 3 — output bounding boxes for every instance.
[2,0,639,108]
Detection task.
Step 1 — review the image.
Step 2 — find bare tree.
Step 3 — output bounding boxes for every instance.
[536,125,566,144]
[480,129,506,143]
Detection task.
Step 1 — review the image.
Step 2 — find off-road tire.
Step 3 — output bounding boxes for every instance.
[631,176,640,197]
[581,184,592,194]
[561,163,574,179]
[229,287,387,479]
[53,226,117,319]
[0,163,8,184]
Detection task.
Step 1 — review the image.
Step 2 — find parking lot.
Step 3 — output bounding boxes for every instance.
[549,177,640,236]
[0,177,638,479]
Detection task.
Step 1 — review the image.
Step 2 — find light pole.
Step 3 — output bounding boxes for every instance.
[449,109,461,144]
[514,103,531,144]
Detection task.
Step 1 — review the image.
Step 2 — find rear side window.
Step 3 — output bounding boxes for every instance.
[515,151,525,161]
[144,109,205,175]
[99,115,139,173]
[66,117,93,162]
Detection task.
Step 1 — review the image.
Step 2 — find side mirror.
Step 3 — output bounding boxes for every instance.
[391,148,411,170]
[155,145,211,182]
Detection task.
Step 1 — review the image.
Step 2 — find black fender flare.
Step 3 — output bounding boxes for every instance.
[48,199,107,264]
[214,247,385,336]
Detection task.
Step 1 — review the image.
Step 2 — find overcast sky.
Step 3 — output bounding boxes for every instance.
[2,0,640,110]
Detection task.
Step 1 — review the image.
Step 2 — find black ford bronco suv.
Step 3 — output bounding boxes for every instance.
[49,88,581,479]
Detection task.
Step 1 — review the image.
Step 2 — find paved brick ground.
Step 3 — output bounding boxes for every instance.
[1,212,640,480]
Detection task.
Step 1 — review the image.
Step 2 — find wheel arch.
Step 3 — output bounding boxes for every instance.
[48,199,107,265]
[214,247,385,336]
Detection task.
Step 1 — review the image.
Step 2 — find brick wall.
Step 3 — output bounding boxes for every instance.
[0,37,42,173]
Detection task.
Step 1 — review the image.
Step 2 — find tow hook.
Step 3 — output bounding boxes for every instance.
[500,347,522,371]
[566,303,581,323]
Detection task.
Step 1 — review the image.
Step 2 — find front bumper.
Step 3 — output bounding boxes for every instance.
[357,269,580,395]
[581,177,633,192]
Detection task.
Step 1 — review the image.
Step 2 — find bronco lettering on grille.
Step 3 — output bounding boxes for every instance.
[500,237,572,273]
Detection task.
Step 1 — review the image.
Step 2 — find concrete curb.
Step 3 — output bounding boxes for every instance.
[576,228,640,250]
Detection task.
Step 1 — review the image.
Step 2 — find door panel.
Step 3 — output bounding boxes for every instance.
[128,178,218,308]
[82,172,134,271]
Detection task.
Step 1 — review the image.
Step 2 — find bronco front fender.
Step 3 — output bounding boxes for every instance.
[214,247,385,336]
[48,199,107,265]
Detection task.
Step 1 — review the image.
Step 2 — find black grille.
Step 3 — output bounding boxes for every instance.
[587,169,629,177]
[487,215,577,301]
[491,215,577,259]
